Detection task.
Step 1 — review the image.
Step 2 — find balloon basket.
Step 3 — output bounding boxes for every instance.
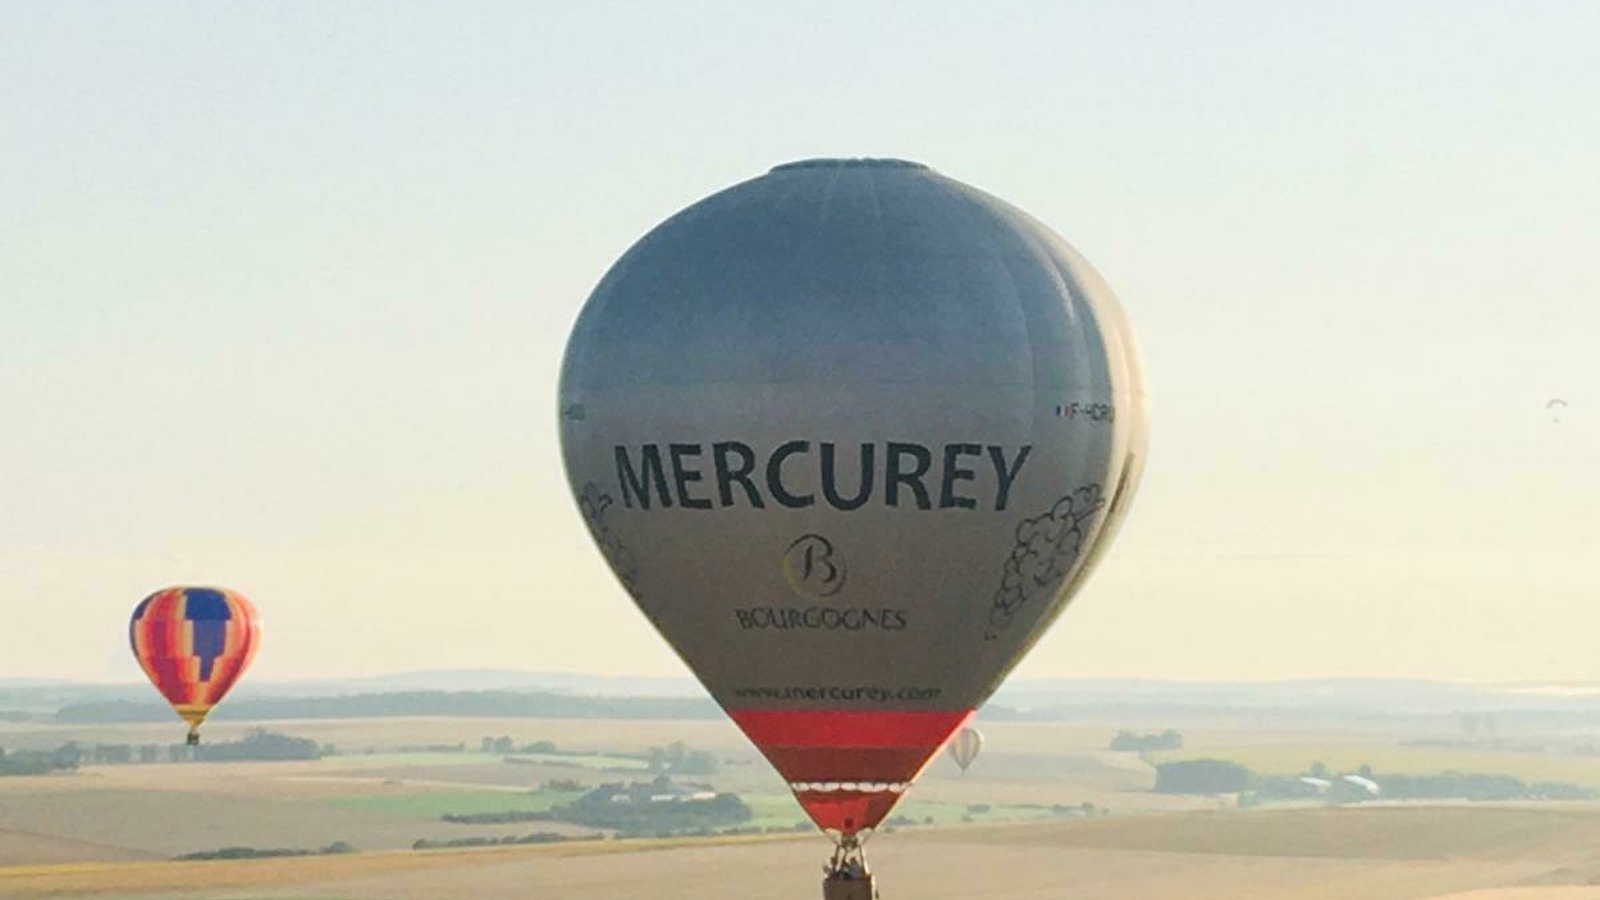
[185,730,200,747]
[822,836,877,900]
[822,874,876,900]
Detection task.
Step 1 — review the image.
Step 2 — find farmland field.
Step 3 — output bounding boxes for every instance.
[323,788,586,818]
[9,807,1600,900]
[1150,742,1600,786]
[8,715,1600,899]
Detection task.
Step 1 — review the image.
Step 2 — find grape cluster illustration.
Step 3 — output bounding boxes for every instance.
[579,482,639,598]
[985,484,1105,639]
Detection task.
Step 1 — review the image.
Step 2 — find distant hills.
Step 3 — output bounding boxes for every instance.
[990,678,1584,714]
[11,671,1600,725]
[54,690,721,725]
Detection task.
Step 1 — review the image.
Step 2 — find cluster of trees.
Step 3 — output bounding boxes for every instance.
[1156,758,1596,804]
[482,736,558,754]
[1,731,325,774]
[645,741,718,774]
[72,743,193,765]
[437,776,746,834]
[0,744,84,776]
[1109,729,1183,752]
[175,842,353,861]
[1375,773,1591,801]
[1153,759,1255,794]
[193,730,323,762]
[58,691,720,724]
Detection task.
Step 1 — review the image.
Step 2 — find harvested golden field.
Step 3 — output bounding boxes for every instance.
[9,807,1600,900]
[11,715,1600,900]
[0,829,151,867]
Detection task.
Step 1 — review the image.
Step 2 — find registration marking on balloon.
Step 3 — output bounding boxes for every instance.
[1053,401,1116,423]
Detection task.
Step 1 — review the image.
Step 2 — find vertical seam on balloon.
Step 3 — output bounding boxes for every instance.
[860,164,882,222]
[178,592,202,705]
[162,591,185,700]
[204,617,233,704]
[818,161,845,223]
[131,599,154,683]
[213,593,251,705]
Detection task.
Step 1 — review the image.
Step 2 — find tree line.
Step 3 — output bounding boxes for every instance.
[175,841,354,861]
[1109,729,1183,752]
[439,775,752,837]
[1153,758,1596,802]
[1,729,324,775]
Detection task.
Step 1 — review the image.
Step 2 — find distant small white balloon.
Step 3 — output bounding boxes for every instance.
[947,725,984,772]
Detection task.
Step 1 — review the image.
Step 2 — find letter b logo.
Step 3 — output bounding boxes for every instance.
[782,534,846,598]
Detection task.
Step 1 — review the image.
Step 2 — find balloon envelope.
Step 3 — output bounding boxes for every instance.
[560,158,1147,836]
[948,725,984,772]
[129,586,260,735]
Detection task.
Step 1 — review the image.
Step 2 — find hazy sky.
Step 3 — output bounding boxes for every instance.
[3,1,1595,684]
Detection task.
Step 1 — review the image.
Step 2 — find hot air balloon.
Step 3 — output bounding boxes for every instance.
[559,158,1147,891]
[1548,398,1568,423]
[129,586,260,746]
[947,725,984,773]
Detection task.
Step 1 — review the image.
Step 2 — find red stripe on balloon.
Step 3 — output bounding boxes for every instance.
[791,789,906,835]
[727,708,975,835]
[729,709,974,749]
[141,589,198,707]
[758,747,940,783]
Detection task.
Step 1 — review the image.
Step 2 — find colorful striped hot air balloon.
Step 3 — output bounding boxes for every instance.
[129,586,260,745]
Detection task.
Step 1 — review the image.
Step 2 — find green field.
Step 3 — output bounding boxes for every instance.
[1151,743,1600,786]
[318,750,648,771]
[318,752,499,769]
[323,788,585,818]
[892,798,1078,826]
[739,792,1077,831]
[742,792,810,829]
[501,751,649,770]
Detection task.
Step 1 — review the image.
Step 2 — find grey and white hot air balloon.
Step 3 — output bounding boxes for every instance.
[947,725,984,773]
[559,158,1147,885]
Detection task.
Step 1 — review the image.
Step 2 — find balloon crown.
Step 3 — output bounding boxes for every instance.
[771,158,929,172]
